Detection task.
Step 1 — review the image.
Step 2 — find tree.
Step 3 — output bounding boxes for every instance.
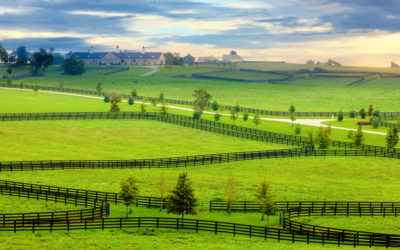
[6,78,12,87]
[349,110,356,118]
[306,131,315,150]
[386,127,399,149]
[316,127,330,149]
[367,104,374,117]
[230,50,237,55]
[391,62,399,68]
[353,125,364,147]
[211,100,219,111]
[109,91,122,113]
[289,104,295,113]
[167,172,198,220]
[373,109,380,117]
[219,104,226,116]
[159,92,165,102]
[224,176,239,213]
[290,113,296,127]
[253,112,261,126]
[0,42,8,63]
[19,81,24,90]
[131,88,137,97]
[255,179,277,226]
[372,118,379,129]
[295,124,301,134]
[150,97,158,111]
[96,82,102,92]
[183,54,195,65]
[164,52,184,65]
[15,46,29,65]
[118,175,139,217]
[128,97,134,105]
[359,107,367,119]
[30,48,54,75]
[104,95,109,103]
[160,101,168,116]
[33,84,39,95]
[214,113,220,121]
[59,81,64,89]
[193,89,212,114]
[243,113,249,121]
[306,59,315,65]
[141,97,147,113]
[193,111,201,119]
[234,105,240,113]
[230,109,238,122]
[336,110,343,122]
[62,57,85,75]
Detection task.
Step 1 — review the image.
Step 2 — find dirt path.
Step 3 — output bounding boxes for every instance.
[140,66,158,76]
[0,87,389,136]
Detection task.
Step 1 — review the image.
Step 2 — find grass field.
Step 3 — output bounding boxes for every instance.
[1,61,400,249]
[1,64,400,111]
[193,70,286,81]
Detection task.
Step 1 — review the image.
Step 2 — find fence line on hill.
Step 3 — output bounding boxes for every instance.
[3,83,400,119]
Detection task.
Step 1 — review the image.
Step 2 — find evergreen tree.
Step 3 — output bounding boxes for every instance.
[255,179,277,226]
[353,125,364,147]
[359,107,367,119]
[167,172,198,220]
[289,104,295,113]
[234,105,240,113]
[349,110,356,118]
[243,113,249,121]
[386,127,399,149]
[128,97,134,105]
[211,100,219,111]
[118,175,139,217]
[337,110,344,122]
[131,88,137,97]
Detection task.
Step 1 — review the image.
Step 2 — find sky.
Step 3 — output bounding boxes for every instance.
[1,0,400,67]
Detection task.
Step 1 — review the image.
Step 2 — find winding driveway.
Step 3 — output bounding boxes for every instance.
[140,66,158,76]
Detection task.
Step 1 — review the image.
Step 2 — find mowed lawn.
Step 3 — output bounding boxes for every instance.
[1,64,400,111]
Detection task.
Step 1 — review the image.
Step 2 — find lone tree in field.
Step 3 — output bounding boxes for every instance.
[253,112,261,126]
[316,127,330,149]
[353,125,364,147]
[193,89,212,114]
[255,179,277,226]
[33,84,39,95]
[118,175,139,217]
[211,100,219,112]
[224,176,239,213]
[96,82,102,92]
[386,127,399,149]
[150,97,158,111]
[167,172,198,220]
[141,97,147,113]
[62,57,85,75]
[131,88,137,97]
[160,101,168,116]
[337,110,344,122]
[367,104,374,117]
[109,91,122,113]
[359,107,367,119]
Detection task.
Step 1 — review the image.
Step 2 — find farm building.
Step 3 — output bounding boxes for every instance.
[70,46,165,65]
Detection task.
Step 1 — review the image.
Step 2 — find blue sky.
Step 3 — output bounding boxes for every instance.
[1,0,400,66]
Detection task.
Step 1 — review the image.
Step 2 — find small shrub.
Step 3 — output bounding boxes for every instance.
[193,111,201,119]
[104,95,110,103]
[337,110,343,122]
[211,101,219,111]
[359,107,367,119]
[347,130,354,139]
[349,110,356,118]
[372,118,379,128]
[234,105,240,113]
[373,110,380,117]
[243,113,249,121]
[294,124,301,134]
[128,97,134,105]
[214,113,220,121]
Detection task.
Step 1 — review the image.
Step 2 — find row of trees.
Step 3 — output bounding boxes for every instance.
[306,59,341,66]
[119,173,277,225]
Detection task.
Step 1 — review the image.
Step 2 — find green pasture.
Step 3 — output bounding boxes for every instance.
[0,88,397,149]
[193,70,285,81]
[1,64,400,111]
